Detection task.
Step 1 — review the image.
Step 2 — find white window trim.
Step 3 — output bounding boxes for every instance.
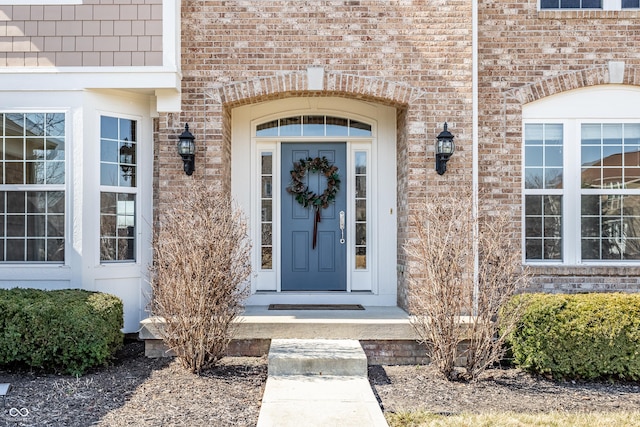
[523,118,640,266]
[349,142,374,291]
[97,112,141,265]
[539,0,633,10]
[0,109,69,265]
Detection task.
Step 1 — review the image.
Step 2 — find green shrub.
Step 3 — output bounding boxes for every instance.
[504,293,640,380]
[0,288,123,375]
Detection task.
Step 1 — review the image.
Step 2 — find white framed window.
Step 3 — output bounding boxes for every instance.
[540,0,639,9]
[524,119,640,264]
[524,123,564,261]
[580,123,640,260]
[354,150,368,270]
[259,150,274,270]
[540,0,602,8]
[0,112,66,263]
[256,115,372,138]
[99,115,137,262]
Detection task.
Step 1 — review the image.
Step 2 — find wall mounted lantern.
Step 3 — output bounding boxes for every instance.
[435,122,455,175]
[177,123,195,176]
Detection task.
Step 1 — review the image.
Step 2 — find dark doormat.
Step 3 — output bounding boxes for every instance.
[267,304,365,310]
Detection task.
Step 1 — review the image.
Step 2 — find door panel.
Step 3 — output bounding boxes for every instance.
[292,231,309,271]
[281,143,347,291]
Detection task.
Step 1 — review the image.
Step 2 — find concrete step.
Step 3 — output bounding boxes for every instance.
[268,339,367,376]
[236,306,417,340]
[257,339,388,427]
[139,306,418,342]
[257,375,388,427]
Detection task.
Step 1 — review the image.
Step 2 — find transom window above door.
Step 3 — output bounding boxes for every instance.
[256,115,372,137]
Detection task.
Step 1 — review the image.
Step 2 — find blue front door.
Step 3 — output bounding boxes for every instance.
[281,143,347,291]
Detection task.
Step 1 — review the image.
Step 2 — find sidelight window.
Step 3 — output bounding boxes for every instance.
[260,151,274,270]
[354,151,368,269]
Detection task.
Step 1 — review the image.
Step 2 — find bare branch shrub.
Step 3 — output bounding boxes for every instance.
[150,182,252,374]
[405,189,529,381]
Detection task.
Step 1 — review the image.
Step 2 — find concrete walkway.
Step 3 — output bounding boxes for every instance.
[257,339,388,427]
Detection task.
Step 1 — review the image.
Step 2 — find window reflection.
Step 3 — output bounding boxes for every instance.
[1,113,65,185]
[525,195,562,261]
[582,195,640,260]
[581,124,640,189]
[100,192,135,261]
[100,115,137,263]
[303,116,325,136]
[326,117,349,136]
[524,123,563,190]
[100,116,137,188]
[0,191,65,262]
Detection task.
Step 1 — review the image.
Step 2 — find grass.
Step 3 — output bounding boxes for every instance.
[386,411,640,427]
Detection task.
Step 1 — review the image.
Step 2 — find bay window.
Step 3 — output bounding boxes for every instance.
[100,115,137,262]
[0,113,65,262]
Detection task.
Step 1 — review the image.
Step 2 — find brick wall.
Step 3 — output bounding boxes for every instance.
[157,0,475,309]
[155,1,640,302]
[361,340,430,366]
[478,1,640,293]
[0,0,162,67]
[144,338,271,358]
[145,338,472,367]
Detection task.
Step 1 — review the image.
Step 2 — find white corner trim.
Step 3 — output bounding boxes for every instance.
[608,61,625,84]
[155,88,182,113]
[307,67,325,91]
[164,0,181,72]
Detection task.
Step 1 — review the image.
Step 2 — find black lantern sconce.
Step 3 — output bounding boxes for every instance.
[435,122,455,175]
[177,123,195,176]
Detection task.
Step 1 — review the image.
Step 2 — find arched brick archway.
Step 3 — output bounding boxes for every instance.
[207,70,427,107]
[506,64,640,105]
[484,65,640,202]
[174,71,432,308]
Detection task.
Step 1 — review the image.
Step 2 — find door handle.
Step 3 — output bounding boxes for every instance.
[339,211,345,244]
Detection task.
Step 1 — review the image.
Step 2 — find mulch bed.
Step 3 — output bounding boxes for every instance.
[0,340,267,426]
[1,340,639,426]
[369,364,640,415]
